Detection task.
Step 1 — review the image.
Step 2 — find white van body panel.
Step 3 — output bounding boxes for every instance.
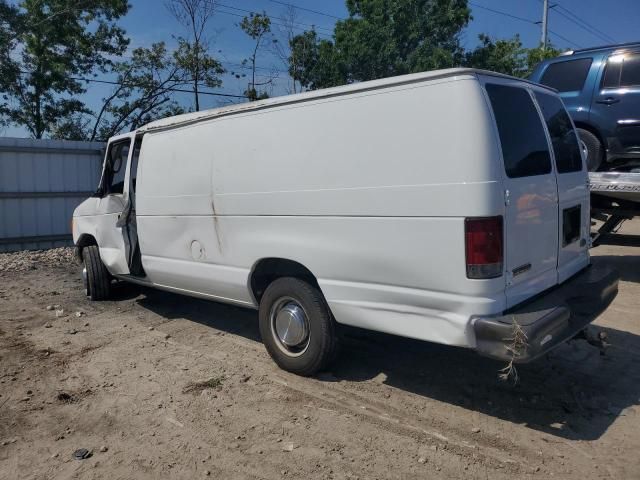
[73,68,593,352]
[134,73,506,347]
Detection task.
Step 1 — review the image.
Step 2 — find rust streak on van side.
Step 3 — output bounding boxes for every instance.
[211,196,224,254]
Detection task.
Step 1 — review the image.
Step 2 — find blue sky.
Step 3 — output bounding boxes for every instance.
[4,0,639,137]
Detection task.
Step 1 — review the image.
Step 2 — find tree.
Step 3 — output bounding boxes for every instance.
[50,43,192,141]
[166,0,225,111]
[289,30,342,91]
[0,0,129,138]
[272,5,306,94]
[523,44,562,78]
[240,12,274,101]
[289,0,471,90]
[465,34,562,78]
[464,34,526,77]
[0,1,20,127]
[90,43,188,141]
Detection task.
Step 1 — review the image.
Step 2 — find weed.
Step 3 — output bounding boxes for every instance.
[183,376,225,394]
[498,317,528,384]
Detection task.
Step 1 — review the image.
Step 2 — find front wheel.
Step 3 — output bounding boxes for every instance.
[82,245,112,301]
[259,277,337,376]
[576,128,604,171]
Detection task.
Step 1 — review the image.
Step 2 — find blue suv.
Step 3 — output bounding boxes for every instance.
[529,42,640,172]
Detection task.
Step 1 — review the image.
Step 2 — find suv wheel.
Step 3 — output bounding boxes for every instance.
[258,277,337,376]
[576,128,604,171]
[82,245,112,301]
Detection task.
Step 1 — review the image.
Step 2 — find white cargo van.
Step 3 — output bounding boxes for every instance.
[73,68,618,375]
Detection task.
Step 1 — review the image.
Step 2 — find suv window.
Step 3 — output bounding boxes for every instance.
[534,92,583,173]
[486,84,552,178]
[540,58,593,92]
[102,140,130,195]
[621,53,640,86]
[602,52,640,88]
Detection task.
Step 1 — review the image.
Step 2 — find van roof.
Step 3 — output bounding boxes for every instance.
[138,68,551,133]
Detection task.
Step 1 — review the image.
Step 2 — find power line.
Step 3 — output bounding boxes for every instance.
[468,2,538,25]
[17,70,248,98]
[267,0,342,20]
[468,1,582,48]
[548,28,583,49]
[266,0,583,52]
[552,4,617,44]
[217,3,334,34]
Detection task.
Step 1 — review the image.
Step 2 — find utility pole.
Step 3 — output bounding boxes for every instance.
[541,0,549,49]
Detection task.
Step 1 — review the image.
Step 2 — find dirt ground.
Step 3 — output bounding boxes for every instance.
[1,221,639,480]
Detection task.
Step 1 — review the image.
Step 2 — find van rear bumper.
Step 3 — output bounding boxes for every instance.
[472,264,619,363]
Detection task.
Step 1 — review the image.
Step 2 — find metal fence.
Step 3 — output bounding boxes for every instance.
[0,137,105,252]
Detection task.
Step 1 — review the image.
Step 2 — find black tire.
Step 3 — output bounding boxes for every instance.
[259,277,337,376]
[576,128,604,171]
[82,245,111,301]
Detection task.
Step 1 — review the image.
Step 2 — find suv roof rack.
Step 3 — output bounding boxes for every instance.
[566,41,640,55]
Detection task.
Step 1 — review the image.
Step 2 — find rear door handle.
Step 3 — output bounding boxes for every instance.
[596,97,620,105]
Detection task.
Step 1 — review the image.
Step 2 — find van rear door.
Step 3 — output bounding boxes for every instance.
[533,91,590,283]
[483,79,560,309]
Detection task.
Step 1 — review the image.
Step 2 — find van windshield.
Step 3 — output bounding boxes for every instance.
[485,83,552,178]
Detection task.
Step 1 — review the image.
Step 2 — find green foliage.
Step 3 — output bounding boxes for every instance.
[464,34,562,78]
[289,0,471,90]
[0,0,129,138]
[523,45,563,78]
[289,31,342,91]
[240,12,273,101]
[464,34,527,77]
[89,42,189,141]
[166,0,224,111]
[0,1,20,128]
[173,37,225,97]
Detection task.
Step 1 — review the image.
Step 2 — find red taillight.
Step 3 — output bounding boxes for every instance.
[465,216,503,279]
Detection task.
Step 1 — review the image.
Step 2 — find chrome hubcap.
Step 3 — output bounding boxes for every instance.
[270,297,310,357]
[82,267,88,296]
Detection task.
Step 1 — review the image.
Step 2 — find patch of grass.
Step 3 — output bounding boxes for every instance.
[183,376,225,394]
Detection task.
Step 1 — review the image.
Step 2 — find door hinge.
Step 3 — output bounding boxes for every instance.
[504,189,511,206]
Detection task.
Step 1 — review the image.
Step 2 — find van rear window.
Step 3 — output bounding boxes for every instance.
[540,58,592,92]
[534,92,583,173]
[485,84,552,178]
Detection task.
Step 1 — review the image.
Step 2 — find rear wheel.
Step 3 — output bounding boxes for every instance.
[576,128,604,171]
[82,245,111,301]
[259,277,337,376]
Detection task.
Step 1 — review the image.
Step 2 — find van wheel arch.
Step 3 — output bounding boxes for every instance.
[74,234,98,265]
[250,258,322,305]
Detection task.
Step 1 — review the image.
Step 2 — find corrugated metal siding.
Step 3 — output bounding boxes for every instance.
[0,137,105,252]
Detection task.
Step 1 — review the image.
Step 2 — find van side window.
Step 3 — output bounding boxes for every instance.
[534,92,583,173]
[486,84,552,178]
[102,140,129,195]
[540,58,592,92]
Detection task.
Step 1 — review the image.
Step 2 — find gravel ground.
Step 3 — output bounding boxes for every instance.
[0,247,75,273]
[0,221,639,479]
